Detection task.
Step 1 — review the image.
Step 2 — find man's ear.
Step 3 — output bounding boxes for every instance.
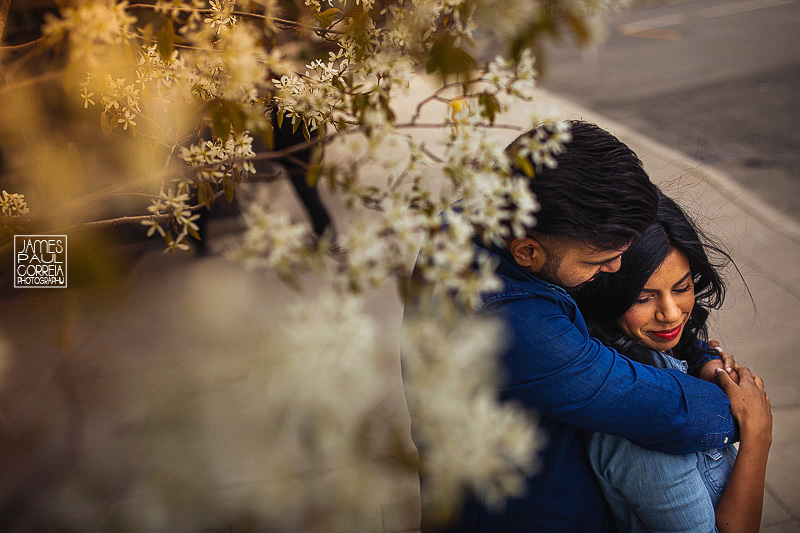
[509,237,546,271]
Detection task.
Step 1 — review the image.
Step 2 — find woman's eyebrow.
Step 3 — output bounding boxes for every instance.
[640,271,693,293]
[672,272,693,287]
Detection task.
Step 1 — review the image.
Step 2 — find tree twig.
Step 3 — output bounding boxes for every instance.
[126,3,345,35]
[0,39,40,52]
[0,0,11,45]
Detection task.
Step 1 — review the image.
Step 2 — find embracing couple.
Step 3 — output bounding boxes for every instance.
[413,121,772,532]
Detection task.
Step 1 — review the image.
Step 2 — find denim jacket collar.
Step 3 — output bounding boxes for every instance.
[479,240,571,310]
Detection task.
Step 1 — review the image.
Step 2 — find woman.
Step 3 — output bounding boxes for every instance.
[572,192,772,533]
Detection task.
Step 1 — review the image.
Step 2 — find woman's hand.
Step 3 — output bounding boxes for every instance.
[714,364,772,533]
[699,340,740,384]
[716,364,772,445]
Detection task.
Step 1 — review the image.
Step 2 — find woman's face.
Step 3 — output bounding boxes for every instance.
[618,247,695,351]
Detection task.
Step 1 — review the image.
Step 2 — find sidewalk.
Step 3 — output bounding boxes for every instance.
[1,76,798,531]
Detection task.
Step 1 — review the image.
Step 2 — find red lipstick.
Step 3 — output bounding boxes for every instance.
[650,325,682,341]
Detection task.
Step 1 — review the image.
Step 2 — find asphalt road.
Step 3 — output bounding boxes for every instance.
[539,0,800,222]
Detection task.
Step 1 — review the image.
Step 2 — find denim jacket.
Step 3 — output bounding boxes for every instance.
[435,241,738,532]
[587,352,737,532]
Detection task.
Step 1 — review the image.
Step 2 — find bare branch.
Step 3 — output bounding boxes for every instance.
[0,0,11,45]
[0,39,39,52]
[0,69,65,94]
[73,189,227,232]
[126,3,344,35]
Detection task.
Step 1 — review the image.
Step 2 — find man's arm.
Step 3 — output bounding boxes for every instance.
[491,299,737,454]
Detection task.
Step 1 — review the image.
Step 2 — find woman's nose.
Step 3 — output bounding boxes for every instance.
[656,296,682,323]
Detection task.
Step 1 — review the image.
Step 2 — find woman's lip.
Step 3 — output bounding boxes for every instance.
[650,325,682,341]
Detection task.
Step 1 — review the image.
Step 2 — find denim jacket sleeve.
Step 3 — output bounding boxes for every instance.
[586,432,719,533]
[488,296,737,454]
[686,339,720,377]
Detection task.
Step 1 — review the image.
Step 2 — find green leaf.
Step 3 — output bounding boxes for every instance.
[379,94,396,123]
[156,20,175,63]
[315,7,341,29]
[230,106,246,134]
[225,180,236,203]
[425,35,477,77]
[306,161,323,187]
[351,94,363,116]
[305,141,325,187]
[276,110,284,130]
[188,226,201,241]
[516,154,534,177]
[301,120,311,143]
[210,100,229,139]
[566,12,590,46]
[100,111,117,137]
[262,119,274,150]
[197,181,208,207]
[478,93,500,124]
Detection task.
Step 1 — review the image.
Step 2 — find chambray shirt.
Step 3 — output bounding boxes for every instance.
[430,242,738,533]
[587,351,737,533]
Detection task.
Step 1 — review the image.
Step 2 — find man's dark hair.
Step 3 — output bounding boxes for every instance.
[508,120,658,249]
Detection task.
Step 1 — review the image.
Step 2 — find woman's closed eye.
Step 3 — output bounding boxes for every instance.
[635,284,693,304]
[674,283,693,294]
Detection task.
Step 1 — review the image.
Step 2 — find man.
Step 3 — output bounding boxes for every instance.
[418,121,736,531]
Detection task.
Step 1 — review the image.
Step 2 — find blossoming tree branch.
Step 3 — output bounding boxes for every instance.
[0,0,616,528]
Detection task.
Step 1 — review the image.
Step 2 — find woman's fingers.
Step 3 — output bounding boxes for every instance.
[715,367,736,392]
[709,339,738,382]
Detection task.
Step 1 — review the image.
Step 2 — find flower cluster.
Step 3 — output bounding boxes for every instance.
[0,191,30,218]
[402,315,542,517]
[442,102,541,237]
[179,131,256,184]
[80,72,142,133]
[136,44,193,100]
[272,56,350,134]
[228,191,312,277]
[413,208,504,310]
[42,0,136,58]
[141,186,201,253]
[204,22,271,101]
[225,290,414,531]
[483,49,538,101]
[511,119,573,172]
[204,0,237,33]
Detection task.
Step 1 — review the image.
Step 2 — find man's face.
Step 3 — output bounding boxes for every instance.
[534,238,629,289]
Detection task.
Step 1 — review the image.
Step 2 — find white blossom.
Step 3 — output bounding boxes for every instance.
[402,316,543,515]
[229,194,312,275]
[0,190,30,217]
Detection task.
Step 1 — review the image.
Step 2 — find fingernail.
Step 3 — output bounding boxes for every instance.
[715,368,724,374]
[727,366,733,373]
[715,346,723,352]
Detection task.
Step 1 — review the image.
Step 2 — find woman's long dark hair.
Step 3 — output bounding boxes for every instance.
[571,191,730,367]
